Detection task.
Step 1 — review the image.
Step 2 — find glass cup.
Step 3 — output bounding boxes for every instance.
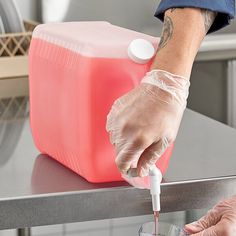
[139,222,189,236]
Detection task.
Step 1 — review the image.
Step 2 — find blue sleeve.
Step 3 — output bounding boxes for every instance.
[155,0,235,34]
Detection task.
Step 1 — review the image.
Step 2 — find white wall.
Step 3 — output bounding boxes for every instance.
[14,0,236,34]
[40,0,163,35]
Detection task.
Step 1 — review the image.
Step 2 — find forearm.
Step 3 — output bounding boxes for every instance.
[151,8,216,77]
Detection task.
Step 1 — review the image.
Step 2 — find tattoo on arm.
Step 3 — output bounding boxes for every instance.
[157,8,214,52]
[201,10,217,33]
[158,16,173,51]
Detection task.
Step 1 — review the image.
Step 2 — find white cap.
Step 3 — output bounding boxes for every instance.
[127,38,155,64]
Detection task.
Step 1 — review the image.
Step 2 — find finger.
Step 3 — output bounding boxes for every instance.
[115,135,152,174]
[106,107,116,133]
[109,128,119,145]
[106,108,122,143]
[115,143,144,174]
[185,209,221,233]
[191,221,230,236]
[137,137,169,177]
[106,97,126,133]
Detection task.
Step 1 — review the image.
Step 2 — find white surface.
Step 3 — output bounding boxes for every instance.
[128,38,155,64]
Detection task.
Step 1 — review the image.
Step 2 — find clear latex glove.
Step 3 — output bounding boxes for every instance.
[184,195,236,236]
[106,69,190,177]
[123,168,151,189]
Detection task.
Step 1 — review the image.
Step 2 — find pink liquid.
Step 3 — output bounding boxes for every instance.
[29,38,174,183]
[154,211,159,235]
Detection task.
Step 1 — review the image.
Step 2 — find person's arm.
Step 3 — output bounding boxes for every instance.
[151,8,216,77]
[106,5,229,177]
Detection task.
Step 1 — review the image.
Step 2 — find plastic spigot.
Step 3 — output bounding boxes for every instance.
[149,166,162,212]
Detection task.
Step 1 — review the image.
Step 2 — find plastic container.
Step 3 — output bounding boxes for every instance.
[29,21,174,183]
[139,222,189,236]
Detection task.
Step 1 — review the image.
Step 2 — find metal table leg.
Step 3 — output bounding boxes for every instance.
[227,60,236,128]
[17,228,31,236]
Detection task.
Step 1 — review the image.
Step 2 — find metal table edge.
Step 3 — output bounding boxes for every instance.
[1,175,236,229]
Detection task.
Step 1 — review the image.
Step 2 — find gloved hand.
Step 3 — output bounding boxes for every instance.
[106,69,190,177]
[184,195,236,236]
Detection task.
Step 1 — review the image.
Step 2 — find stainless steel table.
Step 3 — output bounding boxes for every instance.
[1,108,236,230]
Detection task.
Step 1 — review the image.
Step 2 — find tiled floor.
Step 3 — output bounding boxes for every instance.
[0,209,207,236]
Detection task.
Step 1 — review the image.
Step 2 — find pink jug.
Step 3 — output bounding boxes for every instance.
[29,22,174,183]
